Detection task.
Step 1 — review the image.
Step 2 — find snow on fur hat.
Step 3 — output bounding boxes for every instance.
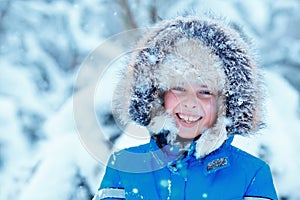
[114,16,264,158]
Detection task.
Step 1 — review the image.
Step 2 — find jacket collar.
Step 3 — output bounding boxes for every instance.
[149,135,233,174]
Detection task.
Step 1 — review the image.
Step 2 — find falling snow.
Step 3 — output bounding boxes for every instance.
[0,0,300,199]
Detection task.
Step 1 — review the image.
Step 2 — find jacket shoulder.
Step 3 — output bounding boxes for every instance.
[229,145,267,166]
[107,142,155,173]
[228,146,278,199]
[116,142,152,155]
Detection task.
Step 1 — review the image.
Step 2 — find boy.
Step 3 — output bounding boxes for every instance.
[93,16,278,200]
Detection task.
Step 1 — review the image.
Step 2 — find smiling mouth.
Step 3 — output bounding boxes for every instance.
[176,113,202,124]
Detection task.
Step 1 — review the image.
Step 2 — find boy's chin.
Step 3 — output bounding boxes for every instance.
[176,128,202,140]
[176,134,201,143]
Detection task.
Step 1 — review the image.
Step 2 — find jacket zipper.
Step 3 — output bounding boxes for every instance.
[184,177,187,200]
[184,155,191,200]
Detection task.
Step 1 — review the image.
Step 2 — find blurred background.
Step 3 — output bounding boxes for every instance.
[0,0,300,199]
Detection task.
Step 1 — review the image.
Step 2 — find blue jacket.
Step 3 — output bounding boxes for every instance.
[94,138,277,200]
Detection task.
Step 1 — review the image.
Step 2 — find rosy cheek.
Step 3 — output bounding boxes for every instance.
[203,99,218,124]
[164,91,179,112]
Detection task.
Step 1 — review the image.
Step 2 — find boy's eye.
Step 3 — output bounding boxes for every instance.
[171,87,185,92]
[198,90,214,97]
[199,90,212,95]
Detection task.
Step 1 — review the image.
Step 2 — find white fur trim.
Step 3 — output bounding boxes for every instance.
[147,113,178,135]
[195,116,228,158]
[157,39,225,92]
[243,197,271,200]
[93,188,125,200]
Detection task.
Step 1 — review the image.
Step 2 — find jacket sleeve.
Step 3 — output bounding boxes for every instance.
[93,154,125,200]
[244,163,278,200]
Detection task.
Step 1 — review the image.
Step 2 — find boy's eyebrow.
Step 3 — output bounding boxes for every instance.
[195,84,209,89]
[170,83,209,88]
[199,85,208,88]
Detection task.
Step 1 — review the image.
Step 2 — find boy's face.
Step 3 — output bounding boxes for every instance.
[164,83,218,139]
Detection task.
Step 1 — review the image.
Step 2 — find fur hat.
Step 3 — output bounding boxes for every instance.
[113,16,264,158]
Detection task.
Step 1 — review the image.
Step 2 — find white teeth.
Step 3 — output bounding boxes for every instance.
[178,113,201,123]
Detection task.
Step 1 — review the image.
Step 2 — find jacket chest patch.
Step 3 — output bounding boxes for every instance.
[205,157,229,174]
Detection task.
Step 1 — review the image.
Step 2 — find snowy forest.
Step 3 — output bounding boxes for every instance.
[1,0,300,199]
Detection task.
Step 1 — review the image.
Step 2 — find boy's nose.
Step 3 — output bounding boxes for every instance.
[183,102,197,109]
[182,94,199,109]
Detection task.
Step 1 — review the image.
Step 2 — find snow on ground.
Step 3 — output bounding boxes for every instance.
[1,0,300,199]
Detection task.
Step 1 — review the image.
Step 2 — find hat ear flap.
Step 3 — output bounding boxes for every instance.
[129,85,157,126]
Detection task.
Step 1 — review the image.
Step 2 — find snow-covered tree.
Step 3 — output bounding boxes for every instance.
[0,0,299,199]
